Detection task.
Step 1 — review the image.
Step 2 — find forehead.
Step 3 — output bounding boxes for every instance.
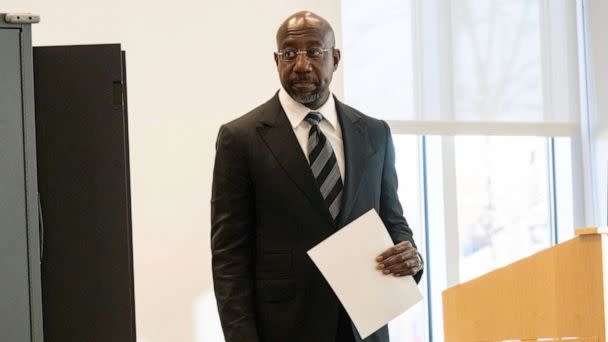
[277,21,331,48]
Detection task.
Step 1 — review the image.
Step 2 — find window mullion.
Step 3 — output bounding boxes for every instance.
[441,136,460,287]
[548,137,559,245]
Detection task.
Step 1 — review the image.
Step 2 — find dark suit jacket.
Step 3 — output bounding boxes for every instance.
[211,93,422,342]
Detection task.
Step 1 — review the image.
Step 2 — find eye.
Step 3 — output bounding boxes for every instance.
[307,47,323,58]
[282,49,297,60]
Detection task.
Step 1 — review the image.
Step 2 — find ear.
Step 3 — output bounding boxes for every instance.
[332,48,341,71]
[274,52,279,66]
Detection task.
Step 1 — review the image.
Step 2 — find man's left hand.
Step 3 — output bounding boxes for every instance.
[376,241,423,277]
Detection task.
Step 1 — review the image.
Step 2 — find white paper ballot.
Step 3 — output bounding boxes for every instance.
[307,209,423,339]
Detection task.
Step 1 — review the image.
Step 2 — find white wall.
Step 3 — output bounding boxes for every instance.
[2,1,342,341]
[583,0,608,227]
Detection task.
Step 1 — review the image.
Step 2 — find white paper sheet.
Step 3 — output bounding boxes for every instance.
[307,209,423,339]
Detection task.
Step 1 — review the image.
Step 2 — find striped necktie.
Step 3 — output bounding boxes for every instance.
[304,112,343,221]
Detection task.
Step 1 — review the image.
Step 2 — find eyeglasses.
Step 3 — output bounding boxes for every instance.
[275,47,333,61]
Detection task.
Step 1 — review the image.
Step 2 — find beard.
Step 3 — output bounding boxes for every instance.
[287,78,322,104]
[289,91,321,104]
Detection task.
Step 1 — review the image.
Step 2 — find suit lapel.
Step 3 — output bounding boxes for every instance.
[336,98,375,226]
[256,94,336,227]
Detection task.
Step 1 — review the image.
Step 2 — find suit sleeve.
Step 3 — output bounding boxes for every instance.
[210,125,260,341]
[378,121,424,284]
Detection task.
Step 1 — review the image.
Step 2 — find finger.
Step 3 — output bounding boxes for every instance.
[383,241,411,258]
[377,247,396,261]
[383,262,419,276]
[386,253,421,274]
[379,249,416,268]
[393,268,417,277]
[377,251,416,274]
[387,261,419,276]
[385,265,417,277]
[377,250,414,271]
[387,257,417,272]
[376,241,413,261]
[393,269,415,277]
[387,262,418,275]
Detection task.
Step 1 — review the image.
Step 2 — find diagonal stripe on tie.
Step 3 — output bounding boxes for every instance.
[315,154,337,186]
[328,189,343,219]
[319,160,341,197]
[324,178,343,208]
[308,128,326,163]
[308,133,319,155]
[310,140,333,177]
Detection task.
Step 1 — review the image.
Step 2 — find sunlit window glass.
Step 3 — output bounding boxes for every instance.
[391,135,428,341]
[342,0,415,120]
[455,136,551,282]
[452,0,543,122]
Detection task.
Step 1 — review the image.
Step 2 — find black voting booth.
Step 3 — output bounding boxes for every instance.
[0,13,136,341]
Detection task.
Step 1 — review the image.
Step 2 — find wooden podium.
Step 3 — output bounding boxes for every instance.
[443,228,608,342]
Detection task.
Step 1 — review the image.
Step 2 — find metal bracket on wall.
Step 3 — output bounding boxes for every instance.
[4,13,40,24]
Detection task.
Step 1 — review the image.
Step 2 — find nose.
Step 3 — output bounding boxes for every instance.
[293,53,312,73]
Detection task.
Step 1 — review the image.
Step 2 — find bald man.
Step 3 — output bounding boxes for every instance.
[211,11,423,342]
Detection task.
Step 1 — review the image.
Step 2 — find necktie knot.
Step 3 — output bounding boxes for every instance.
[305,112,323,126]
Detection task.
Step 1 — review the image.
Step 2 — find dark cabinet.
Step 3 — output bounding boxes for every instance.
[34,44,136,342]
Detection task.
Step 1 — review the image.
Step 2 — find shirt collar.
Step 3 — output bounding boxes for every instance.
[278,87,338,130]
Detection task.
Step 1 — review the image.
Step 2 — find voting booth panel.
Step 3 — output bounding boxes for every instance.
[0,14,43,342]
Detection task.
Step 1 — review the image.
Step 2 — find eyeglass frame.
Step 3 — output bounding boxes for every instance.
[274,47,334,62]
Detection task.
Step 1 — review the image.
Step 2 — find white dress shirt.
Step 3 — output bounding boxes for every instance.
[278,87,345,182]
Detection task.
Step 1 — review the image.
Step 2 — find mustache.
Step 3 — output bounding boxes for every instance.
[290,75,319,83]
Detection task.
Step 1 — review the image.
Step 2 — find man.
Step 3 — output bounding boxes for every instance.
[211,11,423,342]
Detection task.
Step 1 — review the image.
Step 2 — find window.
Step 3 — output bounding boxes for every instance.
[342,1,581,340]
